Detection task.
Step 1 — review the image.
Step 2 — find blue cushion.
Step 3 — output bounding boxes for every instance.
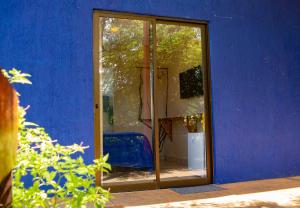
[103,132,153,170]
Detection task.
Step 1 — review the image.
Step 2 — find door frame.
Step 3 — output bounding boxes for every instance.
[93,10,213,192]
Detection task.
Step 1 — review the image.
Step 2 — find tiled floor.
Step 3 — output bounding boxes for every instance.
[108,176,300,207]
[104,160,206,183]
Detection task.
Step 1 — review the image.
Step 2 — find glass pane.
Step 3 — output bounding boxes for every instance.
[99,17,155,184]
[156,23,207,180]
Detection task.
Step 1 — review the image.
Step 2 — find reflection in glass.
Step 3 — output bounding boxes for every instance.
[156,23,207,180]
[99,17,155,183]
[98,17,207,184]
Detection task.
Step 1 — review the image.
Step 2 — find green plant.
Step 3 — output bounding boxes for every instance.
[2,68,111,208]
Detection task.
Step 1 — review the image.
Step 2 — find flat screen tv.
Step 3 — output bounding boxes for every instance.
[179,65,203,99]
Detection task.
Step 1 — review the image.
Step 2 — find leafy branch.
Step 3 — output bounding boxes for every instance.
[1,68,111,208]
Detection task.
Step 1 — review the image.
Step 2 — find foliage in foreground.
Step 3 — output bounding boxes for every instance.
[2,68,111,208]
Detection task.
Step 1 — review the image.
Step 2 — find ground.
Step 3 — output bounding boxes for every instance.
[108,176,300,207]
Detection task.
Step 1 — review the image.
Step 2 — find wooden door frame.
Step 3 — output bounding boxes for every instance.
[93,10,213,192]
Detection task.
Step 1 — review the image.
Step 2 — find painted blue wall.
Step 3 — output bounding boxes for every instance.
[1,0,300,184]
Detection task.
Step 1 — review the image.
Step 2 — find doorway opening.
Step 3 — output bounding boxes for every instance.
[93,11,213,192]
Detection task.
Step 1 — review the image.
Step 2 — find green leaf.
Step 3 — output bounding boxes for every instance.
[103,154,109,162]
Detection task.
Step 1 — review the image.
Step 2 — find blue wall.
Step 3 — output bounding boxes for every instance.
[1,0,300,184]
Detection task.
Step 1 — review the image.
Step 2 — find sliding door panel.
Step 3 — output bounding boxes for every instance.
[156,22,207,181]
[99,17,155,184]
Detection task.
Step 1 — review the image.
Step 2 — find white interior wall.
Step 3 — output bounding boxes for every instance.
[161,62,204,162]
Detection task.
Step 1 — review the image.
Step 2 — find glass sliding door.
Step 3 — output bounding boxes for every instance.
[94,11,211,191]
[156,22,208,182]
[98,17,155,185]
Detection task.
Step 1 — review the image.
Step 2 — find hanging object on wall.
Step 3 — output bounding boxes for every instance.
[179,65,203,99]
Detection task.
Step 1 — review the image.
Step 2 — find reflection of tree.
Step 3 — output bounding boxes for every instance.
[101,18,202,94]
[156,24,202,69]
[101,18,144,95]
[100,17,203,130]
[100,18,145,130]
[156,24,203,118]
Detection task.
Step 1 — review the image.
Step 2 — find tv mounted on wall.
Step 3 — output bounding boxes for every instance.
[179,65,203,99]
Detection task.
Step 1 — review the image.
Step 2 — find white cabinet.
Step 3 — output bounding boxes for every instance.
[188,132,206,172]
